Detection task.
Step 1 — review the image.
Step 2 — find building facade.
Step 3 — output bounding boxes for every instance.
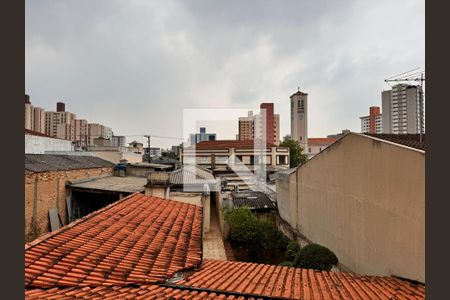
[33,107,46,134]
[238,111,254,141]
[87,123,112,145]
[307,138,337,158]
[181,140,290,175]
[382,84,424,134]
[45,104,77,138]
[276,133,425,282]
[360,106,382,134]
[111,135,126,147]
[290,90,308,151]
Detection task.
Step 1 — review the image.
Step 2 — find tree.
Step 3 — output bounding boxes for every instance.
[279,138,307,168]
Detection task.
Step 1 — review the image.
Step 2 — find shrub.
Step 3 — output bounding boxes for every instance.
[293,244,338,271]
[278,261,293,267]
[285,241,301,261]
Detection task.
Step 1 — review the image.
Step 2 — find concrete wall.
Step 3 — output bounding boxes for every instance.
[25,167,112,242]
[25,134,74,154]
[276,133,425,282]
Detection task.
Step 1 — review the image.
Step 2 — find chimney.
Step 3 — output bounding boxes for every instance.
[25,94,30,104]
[57,102,65,112]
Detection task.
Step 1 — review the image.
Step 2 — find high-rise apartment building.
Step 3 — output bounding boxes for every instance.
[290,89,308,150]
[33,107,46,134]
[238,103,280,145]
[111,135,126,147]
[382,84,424,134]
[360,106,382,134]
[45,102,76,137]
[73,119,88,148]
[24,94,46,133]
[56,123,75,141]
[25,95,33,130]
[238,111,254,141]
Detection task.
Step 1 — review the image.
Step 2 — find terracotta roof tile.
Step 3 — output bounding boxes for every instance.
[365,133,425,151]
[178,260,425,300]
[24,285,264,299]
[25,193,202,288]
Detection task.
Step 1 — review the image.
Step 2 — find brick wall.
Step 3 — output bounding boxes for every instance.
[25,167,112,242]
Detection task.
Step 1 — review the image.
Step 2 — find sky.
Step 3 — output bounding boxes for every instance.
[26,0,425,149]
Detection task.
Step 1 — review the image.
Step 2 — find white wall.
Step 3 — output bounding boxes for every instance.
[25,134,74,154]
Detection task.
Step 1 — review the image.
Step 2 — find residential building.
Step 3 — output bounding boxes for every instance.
[290,89,308,151]
[73,119,89,148]
[24,94,33,130]
[128,140,144,153]
[25,192,425,299]
[238,111,254,140]
[45,102,77,138]
[238,104,280,145]
[382,84,424,134]
[276,133,425,282]
[189,127,216,145]
[307,137,337,158]
[32,107,46,134]
[87,123,112,145]
[171,144,181,156]
[145,147,162,157]
[56,123,74,141]
[360,106,382,134]
[181,140,290,176]
[111,135,126,147]
[25,129,74,154]
[24,154,113,242]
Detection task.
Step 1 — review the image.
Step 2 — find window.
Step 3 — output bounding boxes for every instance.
[234,155,243,164]
[277,155,287,165]
[309,148,311,153]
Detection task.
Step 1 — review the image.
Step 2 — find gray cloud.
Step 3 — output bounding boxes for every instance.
[26,0,424,148]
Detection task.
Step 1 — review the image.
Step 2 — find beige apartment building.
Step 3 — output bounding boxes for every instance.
[276,133,425,283]
[88,123,112,145]
[238,111,254,141]
[45,110,77,137]
[33,107,46,134]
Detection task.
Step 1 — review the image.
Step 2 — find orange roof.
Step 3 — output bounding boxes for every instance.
[25,193,202,288]
[178,260,425,299]
[25,285,246,299]
[308,137,337,145]
[195,140,276,150]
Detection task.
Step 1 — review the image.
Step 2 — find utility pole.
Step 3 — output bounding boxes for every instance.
[144,135,151,162]
[384,69,425,142]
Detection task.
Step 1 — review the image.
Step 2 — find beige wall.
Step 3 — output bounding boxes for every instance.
[25,167,112,242]
[276,133,425,282]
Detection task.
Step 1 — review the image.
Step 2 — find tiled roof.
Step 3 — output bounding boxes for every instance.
[25,154,114,172]
[194,140,276,150]
[170,165,217,185]
[25,193,202,288]
[308,138,337,145]
[25,284,250,299]
[365,134,425,151]
[178,260,425,300]
[231,191,277,210]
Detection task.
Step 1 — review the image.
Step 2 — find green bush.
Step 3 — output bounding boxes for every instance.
[278,261,293,267]
[293,244,338,271]
[225,207,289,262]
[285,241,301,261]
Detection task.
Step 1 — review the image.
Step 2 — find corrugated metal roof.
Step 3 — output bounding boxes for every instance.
[170,165,217,185]
[25,154,114,172]
[231,191,277,210]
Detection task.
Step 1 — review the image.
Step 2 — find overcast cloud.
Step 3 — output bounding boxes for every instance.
[26,0,424,148]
